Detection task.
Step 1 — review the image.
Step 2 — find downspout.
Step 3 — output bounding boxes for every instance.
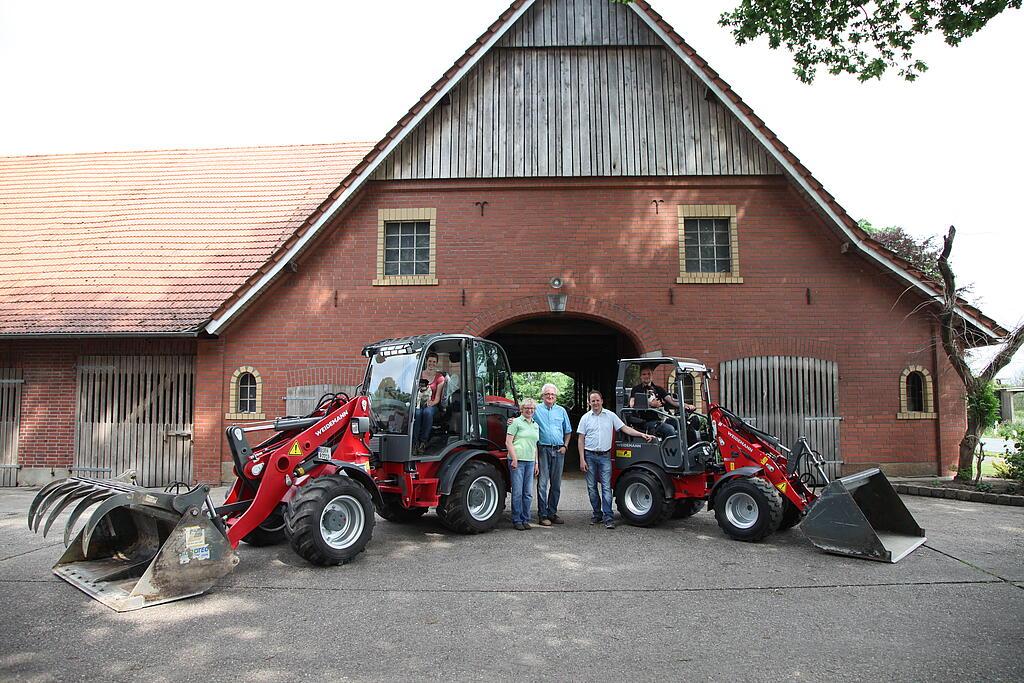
[931,324,944,475]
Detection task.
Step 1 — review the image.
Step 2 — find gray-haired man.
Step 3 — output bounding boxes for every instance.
[534,383,572,526]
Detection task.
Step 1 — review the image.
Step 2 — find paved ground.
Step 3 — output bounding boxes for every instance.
[1,477,1022,682]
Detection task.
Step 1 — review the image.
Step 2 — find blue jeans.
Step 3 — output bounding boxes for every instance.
[414,405,435,442]
[509,460,536,525]
[584,451,613,523]
[537,445,564,519]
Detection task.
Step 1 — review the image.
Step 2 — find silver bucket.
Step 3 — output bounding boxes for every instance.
[801,468,926,563]
[28,476,239,611]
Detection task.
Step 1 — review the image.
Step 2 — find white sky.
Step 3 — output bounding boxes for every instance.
[1,0,1021,377]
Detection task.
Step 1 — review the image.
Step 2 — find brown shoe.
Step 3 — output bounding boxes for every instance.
[549,514,564,525]
[540,518,553,526]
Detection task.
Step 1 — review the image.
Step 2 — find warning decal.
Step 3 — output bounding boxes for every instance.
[616,449,632,459]
[776,481,788,493]
[289,441,303,456]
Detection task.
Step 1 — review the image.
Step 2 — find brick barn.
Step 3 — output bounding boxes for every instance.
[0,0,1007,487]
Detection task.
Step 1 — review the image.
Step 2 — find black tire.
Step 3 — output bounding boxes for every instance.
[614,469,673,527]
[375,493,429,523]
[672,498,705,519]
[713,477,784,542]
[241,507,286,546]
[437,460,505,534]
[778,499,803,531]
[284,475,375,566]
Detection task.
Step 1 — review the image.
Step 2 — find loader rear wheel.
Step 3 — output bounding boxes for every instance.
[615,469,673,527]
[778,500,803,531]
[672,498,705,519]
[375,493,429,523]
[713,477,783,542]
[285,475,375,566]
[242,507,286,546]
[437,460,505,534]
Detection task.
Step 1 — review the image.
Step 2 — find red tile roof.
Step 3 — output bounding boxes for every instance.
[0,142,373,334]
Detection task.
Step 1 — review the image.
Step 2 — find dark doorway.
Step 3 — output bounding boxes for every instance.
[487,316,640,467]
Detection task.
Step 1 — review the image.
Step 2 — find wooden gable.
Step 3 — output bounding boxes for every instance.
[373,0,780,180]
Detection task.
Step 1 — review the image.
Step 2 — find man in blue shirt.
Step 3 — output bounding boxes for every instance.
[534,383,573,526]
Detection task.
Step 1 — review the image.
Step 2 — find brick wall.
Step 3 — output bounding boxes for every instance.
[0,338,195,478]
[196,175,967,481]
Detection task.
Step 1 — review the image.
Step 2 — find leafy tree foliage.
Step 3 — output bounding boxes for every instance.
[513,372,575,408]
[613,1,1021,82]
[858,219,942,279]
[719,0,1021,82]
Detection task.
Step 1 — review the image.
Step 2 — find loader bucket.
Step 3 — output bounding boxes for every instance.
[800,468,926,563]
[28,477,239,611]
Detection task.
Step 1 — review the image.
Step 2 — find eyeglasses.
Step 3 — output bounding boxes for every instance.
[542,393,556,397]
[521,407,536,411]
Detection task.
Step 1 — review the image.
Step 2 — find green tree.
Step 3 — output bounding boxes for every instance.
[513,372,575,408]
[936,226,1024,482]
[613,1,1022,82]
[858,219,942,280]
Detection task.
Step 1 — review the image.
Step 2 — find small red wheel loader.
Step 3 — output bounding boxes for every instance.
[27,334,520,611]
[611,357,926,562]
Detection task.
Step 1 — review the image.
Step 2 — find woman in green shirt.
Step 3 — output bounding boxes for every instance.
[506,397,540,530]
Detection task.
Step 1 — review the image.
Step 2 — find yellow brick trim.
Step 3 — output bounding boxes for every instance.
[677,205,742,285]
[375,208,438,286]
[226,365,265,420]
[897,365,935,419]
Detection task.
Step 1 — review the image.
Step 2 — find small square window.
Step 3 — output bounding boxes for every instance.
[375,209,438,286]
[677,206,742,284]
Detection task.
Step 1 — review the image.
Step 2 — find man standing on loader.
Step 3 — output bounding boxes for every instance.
[535,382,572,527]
[578,390,653,528]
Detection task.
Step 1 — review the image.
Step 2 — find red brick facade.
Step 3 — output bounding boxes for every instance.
[2,176,966,482]
[189,175,964,480]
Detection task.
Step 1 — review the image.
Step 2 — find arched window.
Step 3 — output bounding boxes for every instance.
[668,370,703,411]
[898,366,935,419]
[906,372,925,413]
[227,366,265,420]
[681,373,695,406]
[237,372,257,413]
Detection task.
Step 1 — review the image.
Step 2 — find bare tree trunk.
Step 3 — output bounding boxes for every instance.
[958,412,981,479]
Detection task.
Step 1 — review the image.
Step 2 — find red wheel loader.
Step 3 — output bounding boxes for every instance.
[611,357,927,563]
[27,334,520,611]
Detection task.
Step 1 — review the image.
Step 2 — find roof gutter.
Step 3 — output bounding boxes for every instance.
[629,4,1002,341]
[0,331,201,339]
[204,0,539,337]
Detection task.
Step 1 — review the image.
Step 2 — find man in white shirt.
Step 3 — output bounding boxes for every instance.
[577,390,653,529]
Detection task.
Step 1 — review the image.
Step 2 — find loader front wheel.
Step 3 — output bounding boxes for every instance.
[778,500,803,531]
[615,469,673,527]
[672,498,705,520]
[438,460,505,534]
[242,507,286,546]
[713,477,783,542]
[285,475,375,566]
[375,493,429,523]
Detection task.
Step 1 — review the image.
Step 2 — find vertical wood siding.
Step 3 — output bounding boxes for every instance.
[0,368,22,487]
[374,0,779,180]
[719,356,842,483]
[74,356,194,487]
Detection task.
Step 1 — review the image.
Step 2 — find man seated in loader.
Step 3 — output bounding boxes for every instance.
[629,365,689,440]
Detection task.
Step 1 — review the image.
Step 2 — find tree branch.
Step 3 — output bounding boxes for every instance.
[936,225,976,387]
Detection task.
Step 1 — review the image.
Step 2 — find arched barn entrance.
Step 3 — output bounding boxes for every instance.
[486,316,640,466]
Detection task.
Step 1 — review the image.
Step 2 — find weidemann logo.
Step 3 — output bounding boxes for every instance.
[315,411,349,437]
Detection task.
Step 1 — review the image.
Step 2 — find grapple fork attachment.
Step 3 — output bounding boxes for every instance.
[801,468,926,563]
[27,476,239,611]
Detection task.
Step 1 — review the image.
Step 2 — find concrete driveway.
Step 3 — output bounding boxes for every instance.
[1,478,1021,682]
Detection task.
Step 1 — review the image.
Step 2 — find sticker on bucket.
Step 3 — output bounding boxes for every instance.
[184,526,206,550]
[192,545,211,560]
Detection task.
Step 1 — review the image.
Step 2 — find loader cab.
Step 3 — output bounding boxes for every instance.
[362,334,520,463]
[614,358,714,475]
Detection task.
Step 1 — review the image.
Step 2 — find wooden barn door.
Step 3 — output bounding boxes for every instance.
[0,369,23,487]
[720,356,842,483]
[74,356,194,486]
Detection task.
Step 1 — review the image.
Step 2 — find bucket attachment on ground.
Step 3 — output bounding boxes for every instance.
[27,476,239,612]
[800,468,926,563]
